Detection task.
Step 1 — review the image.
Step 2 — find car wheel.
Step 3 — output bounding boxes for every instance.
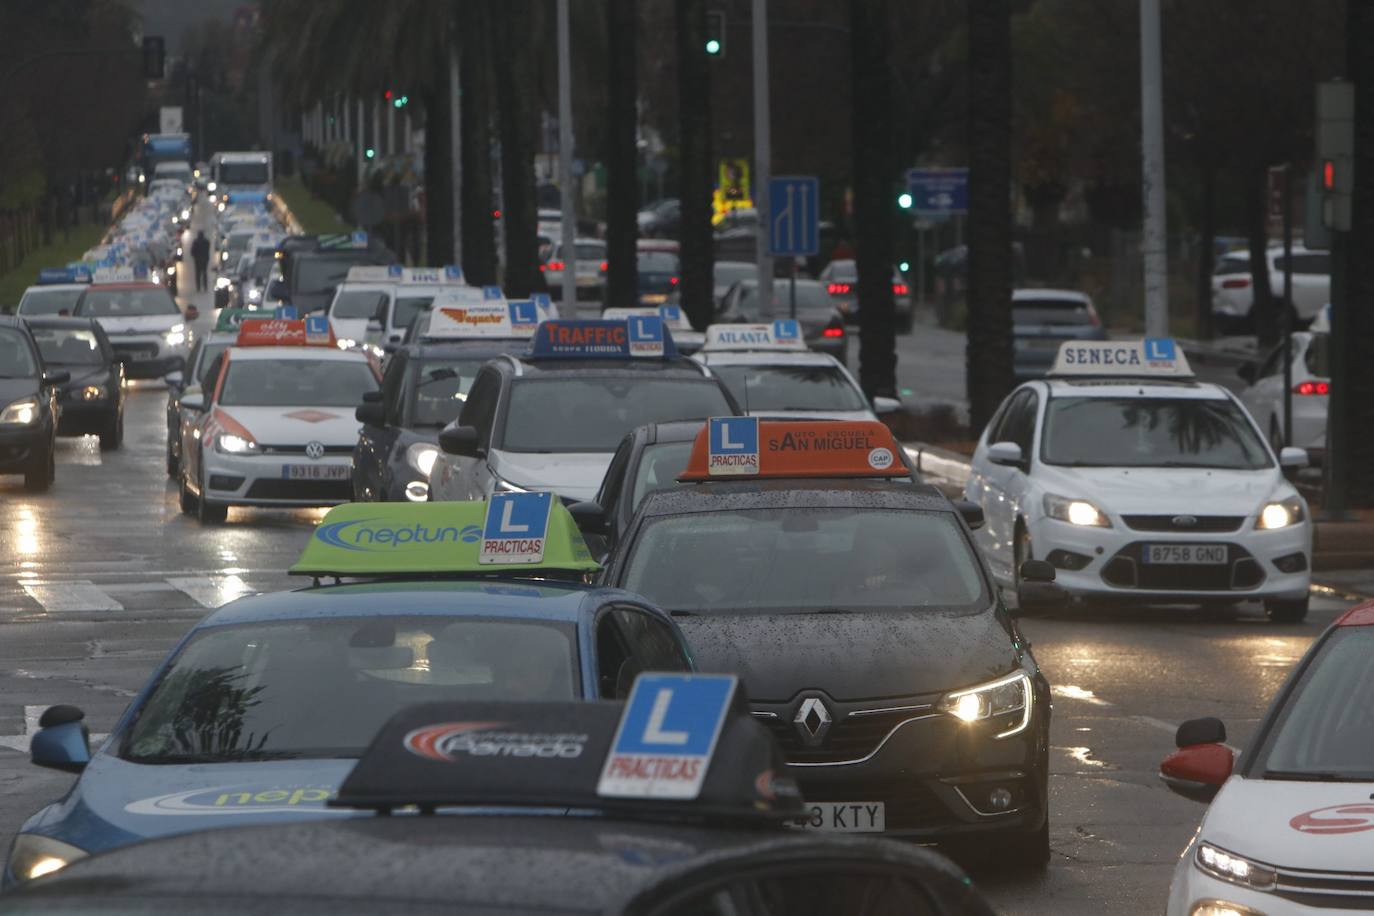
[996,818,1050,871]
[1265,596,1309,624]
[99,410,123,451]
[178,468,197,514]
[24,444,53,493]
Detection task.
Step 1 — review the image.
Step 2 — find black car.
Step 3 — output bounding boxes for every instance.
[0,317,66,492]
[717,279,848,365]
[274,234,394,315]
[354,339,525,502]
[25,317,125,450]
[599,419,1056,867]
[636,250,680,307]
[0,695,996,916]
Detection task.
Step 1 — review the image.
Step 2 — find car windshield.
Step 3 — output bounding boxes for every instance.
[0,328,38,377]
[331,290,387,320]
[737,282,833,317]
[219,358,378,407]
[1307,333,1329,378]
[623,508,987,614]
[638,252,678,272]
[501,378,732,452]
[1253,628,1374,781]
[31,327,103,365]
[218,161,270,185]
[294,258,367,295]
[393,295,436,331]
[120,616,578,763]
[712,365,867,413]
[194,343,231,384]
[75,288,180,317]
[1013,298,1096,327]
[631,441,695,511]
[17,287,84,316]
[250,257,276,281]
[409,359,486,427]
[1041,397,1272,469]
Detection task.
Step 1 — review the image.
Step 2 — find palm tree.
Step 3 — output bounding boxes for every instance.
[458,0,498,285]
[491,0,541,297]
[965,0,1015,432]
[604,0,640,311]
[675,0,714,332]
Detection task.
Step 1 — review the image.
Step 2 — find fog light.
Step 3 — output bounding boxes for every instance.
[1273,552,1307,574]
[405,481,429,502]
[1046,548,1092,571]
[988,787,1014,811]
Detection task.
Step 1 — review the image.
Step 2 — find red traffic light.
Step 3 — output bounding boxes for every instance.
[384,90,393,101]
[1323,160,1336,191]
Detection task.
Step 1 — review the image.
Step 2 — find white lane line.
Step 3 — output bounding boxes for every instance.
[1054,686,1241,753]
[165,575,255,609]
[0,705,108,753]
[20,581,122,613]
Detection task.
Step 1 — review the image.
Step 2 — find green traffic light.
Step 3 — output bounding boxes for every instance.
[897,192,914,209]
[705,38,721,54]
[365,148,375,159]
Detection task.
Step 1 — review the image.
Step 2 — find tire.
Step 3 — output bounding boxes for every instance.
[178,469,197,514]
[195,470,229,524]
[99,410,123,451]
[997,818,1050,872]
[24,444,53,493]
[1265,595,1309,624]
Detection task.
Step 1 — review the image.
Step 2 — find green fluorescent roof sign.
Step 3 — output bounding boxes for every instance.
[291,499,600,577]
[215,308,261,332]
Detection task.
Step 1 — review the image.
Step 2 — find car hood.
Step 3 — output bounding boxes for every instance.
[674,608,1019,702]
[329,317,370,342]
[54,366,111,390]
[1201,776,1374,873]
[218,405,361,447]
[489,449,612,503]
[0,377,40,406]
[30,754,358,854]
[1033,465,1288,517]
[748,409,877,423]
[90,314,183,335]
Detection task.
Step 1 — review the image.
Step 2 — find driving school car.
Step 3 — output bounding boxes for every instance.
[3,497,695,888]
[177,317,380,523]
[602,305,705,354]
[1159,601,1374,915]
[71,268,195,379]
[965,339,1313,622]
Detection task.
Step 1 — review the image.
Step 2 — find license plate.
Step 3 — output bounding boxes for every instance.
[640,293,668,304]
[1144,544,1227,565]
[282,464,350,480]
[803,802,885,833]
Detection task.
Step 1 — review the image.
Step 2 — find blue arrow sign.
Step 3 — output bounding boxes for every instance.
[768,176,820,257]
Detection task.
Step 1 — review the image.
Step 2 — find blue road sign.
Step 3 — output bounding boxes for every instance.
[768,176,820,257]
[906,168,969,216]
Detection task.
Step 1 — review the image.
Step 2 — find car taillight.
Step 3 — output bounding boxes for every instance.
[670,276,679,285]
[827,282,851,295]
[545,260,565,271]
[600,261,609,272]
[1221,278,1250,289]
[1295,381,1330,396]
[892,283,909,296]
[821,326,845,338]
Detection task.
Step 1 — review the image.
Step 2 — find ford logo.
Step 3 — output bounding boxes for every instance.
[1172,515,1198,528]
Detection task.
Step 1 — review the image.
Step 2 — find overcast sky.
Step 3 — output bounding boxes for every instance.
[135,0,246,55]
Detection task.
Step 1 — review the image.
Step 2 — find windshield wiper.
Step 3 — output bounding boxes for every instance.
[1262,769,1367,782]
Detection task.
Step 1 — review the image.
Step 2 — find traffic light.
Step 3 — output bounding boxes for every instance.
[142,36,165,80]
[1315,81,1353,232]
[897,192,914,210]
[393,95,409,109]
[706,11,725,57]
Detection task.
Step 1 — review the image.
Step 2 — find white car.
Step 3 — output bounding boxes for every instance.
[541,238,606,301]
[1160,603,1374,915]
[16,272,90,317]
[177,332,380,524]
[72,273,194,379]
[693,322,896,420]
[1212,245,1330,330]
[965,339,1312,622]
[1238,330,1328,460]
[325,280,394,349]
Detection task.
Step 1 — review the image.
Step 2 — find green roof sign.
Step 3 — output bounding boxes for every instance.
[291,498,599,578]
[215,308,262,333]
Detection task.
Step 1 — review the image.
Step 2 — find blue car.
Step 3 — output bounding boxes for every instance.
[5,498,694,886]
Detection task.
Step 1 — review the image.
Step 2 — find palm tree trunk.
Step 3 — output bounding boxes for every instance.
[458,0,497,286]
[491,0,541,297]
[676,0,713,332]
[1195,160,1216,340]
[850,0,897,399]
[1245,163,1277,349]
[422,80,454,268]
[965,0,1015,432]
[605,0,640,311]
[1341,0,1374,505]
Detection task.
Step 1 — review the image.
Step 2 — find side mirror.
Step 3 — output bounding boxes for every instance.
[1279,447,1309,469]
[872,396,902,415]
[438,424,483,458]
[184,305,200,322]
[361,390,382,403]
[267,280,287,301]
[1014,560,1066,616]
[568,501,609,536]
[1237,362,1257,384]
[987,441,1025,468]
[1160,718,1233,803]
[952,499,985,530]
[163,370,184,388]
[180,389,206,412]
[366,319,384,333]
[30,705,90,773]
[355,402,386,426]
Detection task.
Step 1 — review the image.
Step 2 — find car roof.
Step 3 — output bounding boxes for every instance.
[199,579,634,628]
[19,316,100,330]
[406,339,525,359]
[1335,599,1374,627]
[22,283,87,294]
[1041,378,1230,400]
[639,478,950,518]
[333,281,392,292]
[1012,288,1092,303]
[225,346,372,363]
[696,350,842,368]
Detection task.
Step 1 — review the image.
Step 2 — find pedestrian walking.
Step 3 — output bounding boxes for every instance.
[191,231,211,292]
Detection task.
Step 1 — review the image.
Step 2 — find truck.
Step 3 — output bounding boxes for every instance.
[210,151,273,199]
[140,133,192,180]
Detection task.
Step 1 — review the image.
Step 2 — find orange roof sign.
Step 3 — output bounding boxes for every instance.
[679,418,905,481]
[235,316,336,348]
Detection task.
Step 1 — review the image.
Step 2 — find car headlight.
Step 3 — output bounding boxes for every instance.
[207,181,217,192]
[247,287,262,301]
[1189,904,1265,916]
[181,208,190,220]
[0,396,39,426]
[164,323,187,347]
[217,202,225,212]
[80,385,107,401]
[337,338,358,350]
[167,264,176,276]
[1196,842,1277,892]
[1256,496,1304,530]
[407,443,440,477]
[215,276,233,290]
[7,834,88,882]
[493,475,527,494]
[939,671,1033,738]
[215,432,258,455]
[1044,493,1112,528]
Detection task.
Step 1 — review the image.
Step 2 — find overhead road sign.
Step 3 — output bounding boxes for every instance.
[906,167,969,217]
[767,176,819,257]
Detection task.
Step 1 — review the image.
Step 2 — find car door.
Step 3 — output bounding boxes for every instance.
[356,353,406,499]
[976,389,1036,582]
[1000,388,1043,563]
[182,352,225,489]
[1241,343,1285,439]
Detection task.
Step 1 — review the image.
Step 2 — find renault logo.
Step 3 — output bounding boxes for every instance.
[794,697,833,747]
[1172,515,1198,528]
[304,441,325,460]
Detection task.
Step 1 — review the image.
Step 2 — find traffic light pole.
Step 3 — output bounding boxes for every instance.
[1282,164,1294,449]
[556,0,578,310]
[752,0,774,318]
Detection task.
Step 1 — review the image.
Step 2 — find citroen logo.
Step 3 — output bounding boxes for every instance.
[794,697,833,747]
[304,441,325,460]
[1172,515,1198,528]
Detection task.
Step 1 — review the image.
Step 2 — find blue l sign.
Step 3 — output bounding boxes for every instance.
[479,492,552,565]
[508,300,538,328]
[707,417,759,476]
[768,176,820,257]
[627,315,665,357]
[1143,337,1177,362]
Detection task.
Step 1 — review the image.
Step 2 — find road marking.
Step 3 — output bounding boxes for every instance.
[1054,685,1242,754]
[165,575,254,608]
[21,581,122,612]
[0,705,108,753]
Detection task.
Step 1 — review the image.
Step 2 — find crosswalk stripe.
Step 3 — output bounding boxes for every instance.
[165,575,255,609]
[21,581,122,612]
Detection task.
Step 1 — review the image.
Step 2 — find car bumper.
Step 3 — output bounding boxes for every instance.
[1167,853,1373,916]
[56,401,116,435]
[0,424,46,472]
[1028,515,1311,602]
[201,452,354,508]
[108,337,188,379]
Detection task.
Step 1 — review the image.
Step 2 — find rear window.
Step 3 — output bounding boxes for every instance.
[1306,333,1329,378]
[501,378,732,453]
[331,290,388,320]
[737,283,833,316]
[17,287,85,316]
[712,365,868,413]
[637,252,678,271]
[570,243,606,261]
[1213,255,1249,276]
[1013,298,1097,327]
[76,287,180,317]
[1274,253,1330,275]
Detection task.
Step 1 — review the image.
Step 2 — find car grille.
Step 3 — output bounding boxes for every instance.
[1101,542,1264,591]
[756,706,935,765]
[1121,514,1246,533]
[1274,865,1374,909]
[259,444,355,455]
[244,479,351,502]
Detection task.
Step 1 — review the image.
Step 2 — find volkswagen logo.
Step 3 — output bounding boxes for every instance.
[304,441,325,460]
[793,696,833,747]
[1172,515,1198,528]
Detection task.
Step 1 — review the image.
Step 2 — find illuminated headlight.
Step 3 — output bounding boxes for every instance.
[138,174,146,184]
[1044,493,1112,528]
[171,215,180,225]
[939,671,1033,738]
[217,202,225,212]
[164,323,187,347]
[7,834,88,883]
[1196,842,1277,893]
[0,397,39,426]
[80,385,107,401]
[407,443,440,477]
[1256,496,1304,530]
[176,246,183,257]
[181,208,191,220]
[207,181,217,192]
[167,264,176,276]
[336,338,358,351]
[493,476,528,494]
[247,287,261,301]
[215,276,233,290]
[220,251,229,262]
[1189,903,1265,916]
[215,433,258,455]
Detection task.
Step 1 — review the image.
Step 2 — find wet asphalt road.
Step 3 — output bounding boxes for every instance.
[0,210,1355,913]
